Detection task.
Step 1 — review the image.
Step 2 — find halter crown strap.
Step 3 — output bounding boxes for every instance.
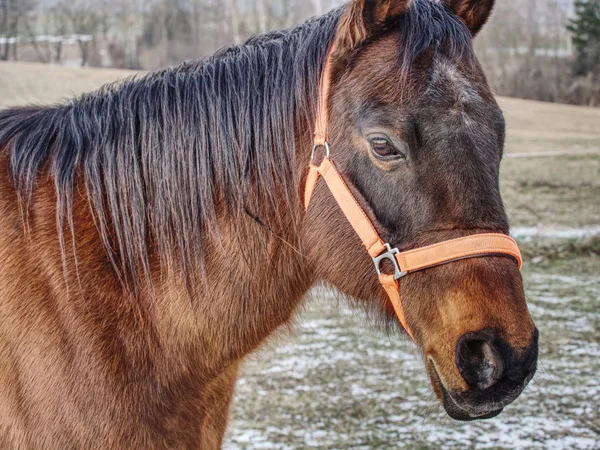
[313,43,335,147]
[305,44,522,340]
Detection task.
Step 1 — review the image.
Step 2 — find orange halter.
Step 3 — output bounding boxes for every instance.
[304,45,522,340]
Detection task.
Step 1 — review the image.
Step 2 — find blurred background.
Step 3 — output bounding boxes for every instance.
[1,0,600,106]
[0,0,599,449]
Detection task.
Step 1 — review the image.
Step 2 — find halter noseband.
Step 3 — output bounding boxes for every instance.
[303,44,522,340]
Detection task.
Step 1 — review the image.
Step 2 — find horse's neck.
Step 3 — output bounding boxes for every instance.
[145,139,316,375]
[194,158,315,362]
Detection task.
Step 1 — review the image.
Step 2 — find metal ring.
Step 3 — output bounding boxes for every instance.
[311,142,330,163]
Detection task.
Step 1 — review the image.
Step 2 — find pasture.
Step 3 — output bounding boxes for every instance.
[1,61,599,449]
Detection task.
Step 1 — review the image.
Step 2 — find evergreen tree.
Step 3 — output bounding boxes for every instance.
[567,0,600,75]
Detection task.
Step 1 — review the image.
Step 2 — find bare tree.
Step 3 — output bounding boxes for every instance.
[22,14,47,63]
[0,0,36,61]
[50,6,70,64]
[57,0,104,66]
[1,0,14,61]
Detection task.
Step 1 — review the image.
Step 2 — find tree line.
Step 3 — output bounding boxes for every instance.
[1,0,599,106]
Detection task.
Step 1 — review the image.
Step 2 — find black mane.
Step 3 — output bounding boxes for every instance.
[0,0,471,287]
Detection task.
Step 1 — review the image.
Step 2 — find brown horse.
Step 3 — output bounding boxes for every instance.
[0,0,538,448]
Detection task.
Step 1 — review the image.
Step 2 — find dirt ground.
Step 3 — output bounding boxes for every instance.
[1,61,599,449]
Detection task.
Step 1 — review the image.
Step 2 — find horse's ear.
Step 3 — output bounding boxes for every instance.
[335,0,412,56]
[444,0,495,36]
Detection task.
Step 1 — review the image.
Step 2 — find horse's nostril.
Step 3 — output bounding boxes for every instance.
[456,333,505,390]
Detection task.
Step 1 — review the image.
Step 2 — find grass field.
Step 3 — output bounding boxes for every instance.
[0,62,134,110]
[1,61,599,449]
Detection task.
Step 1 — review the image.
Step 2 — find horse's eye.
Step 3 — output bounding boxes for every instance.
[369,137,406,160]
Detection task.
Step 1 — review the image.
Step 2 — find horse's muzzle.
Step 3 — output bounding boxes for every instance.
[430,327,538,421]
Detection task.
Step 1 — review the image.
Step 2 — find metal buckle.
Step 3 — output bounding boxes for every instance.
[311,142,330,163]
[372,243,407,280]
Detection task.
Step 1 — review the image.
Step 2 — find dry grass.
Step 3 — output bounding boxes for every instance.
[500,154,600,229]
[0,61,136,110]
[498,97,600,154]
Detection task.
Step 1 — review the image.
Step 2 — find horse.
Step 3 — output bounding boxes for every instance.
[0,0,538,448]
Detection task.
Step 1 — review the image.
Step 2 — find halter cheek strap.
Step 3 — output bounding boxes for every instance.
[304,44,522,340]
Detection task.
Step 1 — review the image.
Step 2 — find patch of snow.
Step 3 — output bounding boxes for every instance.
[511,226,600,241]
